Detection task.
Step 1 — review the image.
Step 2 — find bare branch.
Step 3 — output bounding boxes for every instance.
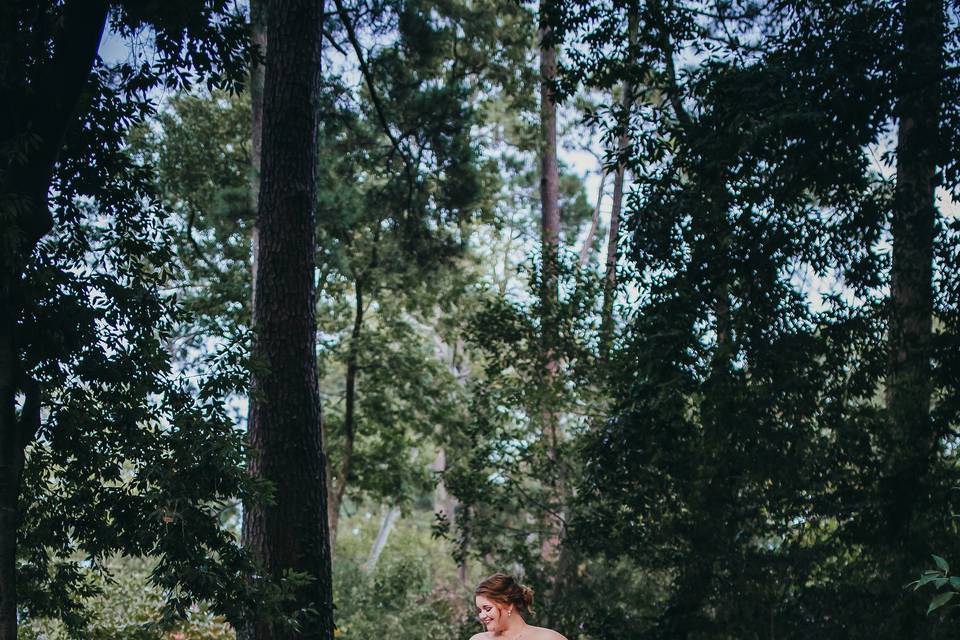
[332,0,407,163]
[579,171,608,268]
[322,29,349,57]
[651,0,693,131]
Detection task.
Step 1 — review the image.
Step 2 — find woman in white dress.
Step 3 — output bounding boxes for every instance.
[470,573,567,640]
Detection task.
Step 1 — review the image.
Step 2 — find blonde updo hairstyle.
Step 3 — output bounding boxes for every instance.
[474,572,535,614]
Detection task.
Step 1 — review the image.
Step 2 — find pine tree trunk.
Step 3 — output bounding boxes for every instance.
[249,0,266,311]
[242,1,334,639]
[539,13,561,321]
[538,1,563,564]
[885,0,942,634]
[429,338,469,582]
[600,122,628,352]
[0,376,35,640]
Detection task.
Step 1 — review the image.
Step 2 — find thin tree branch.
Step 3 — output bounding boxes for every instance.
[579,171,608,268]
[505,474,568,527]
[651,0,693,131]
[322,29,349,57]
[184,209,224,274]
[332,0,407,164]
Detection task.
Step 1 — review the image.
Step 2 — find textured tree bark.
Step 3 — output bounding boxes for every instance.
[327,278,363,551]
[0,5,108,638]
[884,0,942,634]
[241,1,334,639]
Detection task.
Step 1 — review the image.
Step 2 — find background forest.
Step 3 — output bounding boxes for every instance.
[3,0,960,639]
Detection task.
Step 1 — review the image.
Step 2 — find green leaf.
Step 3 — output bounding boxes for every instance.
[927,591,955,614]
[949,576,960,590]
[911,572,944,590]
[933,555,950,573]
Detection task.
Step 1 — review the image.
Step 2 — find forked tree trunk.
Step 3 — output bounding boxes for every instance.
[431,448,456,529]
[241,1,334,639]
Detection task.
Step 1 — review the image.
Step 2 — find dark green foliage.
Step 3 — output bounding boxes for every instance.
[333,541,461,640]
[541,0,960,637]
[137,0,510,522]
[135,92,255,342]
[1,2,296,636]
[440,251,608,630]
[12,0,960,638]
[19,74,267,630]
[912,554,960,614]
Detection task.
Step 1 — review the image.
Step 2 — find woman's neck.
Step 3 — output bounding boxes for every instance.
[494,616,528,638]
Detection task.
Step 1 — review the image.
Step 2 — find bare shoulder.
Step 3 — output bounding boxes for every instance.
[468,634,491,640]
[528,626,567,640]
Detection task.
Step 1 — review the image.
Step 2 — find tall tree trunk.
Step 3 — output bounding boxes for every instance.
[327,277,363,551]
[0,290,19,640]
[249,0,266,312]
[0,5,108,638]
[885,0,942,634]
[0,378,26,640]
[538,1,563,564]
[600,4,637,354]
[539,9,561,325]
[537,11,574,619]
[242,1,334,639]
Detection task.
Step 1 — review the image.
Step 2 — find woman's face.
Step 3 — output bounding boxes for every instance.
[475,595,509,632]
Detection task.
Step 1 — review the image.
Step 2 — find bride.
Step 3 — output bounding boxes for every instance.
[470,573,567,640]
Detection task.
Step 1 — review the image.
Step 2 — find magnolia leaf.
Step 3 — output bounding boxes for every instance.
[927,590,955,614]
[933,555,950,573]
